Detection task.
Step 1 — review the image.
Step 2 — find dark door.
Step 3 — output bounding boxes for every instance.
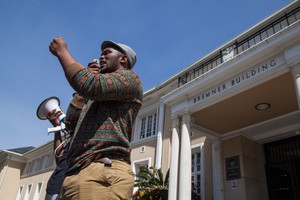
[264,135,300,200]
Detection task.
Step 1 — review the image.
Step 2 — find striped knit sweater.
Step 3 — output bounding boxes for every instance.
[64,62,143,175]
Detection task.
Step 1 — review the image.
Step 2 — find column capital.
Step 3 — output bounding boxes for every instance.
[172,117,180,128]
[285,42,300,67]
[290,65,300,78]
[181,113,193,124]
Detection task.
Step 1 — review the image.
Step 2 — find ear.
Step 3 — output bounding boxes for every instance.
[119,55,129,69]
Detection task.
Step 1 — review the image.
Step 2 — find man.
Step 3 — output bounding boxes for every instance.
[45,108,67,200]
[45,93,85,200]
[49,37,143,199]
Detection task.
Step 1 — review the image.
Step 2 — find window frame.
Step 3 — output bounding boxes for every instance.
[134,103,160,142]
[191,144,203,197]
[132,157,152,193]
[44,153,55,169]
[24,184,33,200]
[32,159,40,172]
[15,185,24,200]
[137,112,158,141]
[33,182,43,200]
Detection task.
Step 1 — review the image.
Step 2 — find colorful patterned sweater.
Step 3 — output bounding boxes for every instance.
[63,62,143,175]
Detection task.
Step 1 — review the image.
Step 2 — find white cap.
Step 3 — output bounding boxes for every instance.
[101,40,137,69]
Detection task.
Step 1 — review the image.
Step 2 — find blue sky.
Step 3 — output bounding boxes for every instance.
[0,0,293,150]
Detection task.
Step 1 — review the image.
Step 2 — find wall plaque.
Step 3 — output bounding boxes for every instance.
[225,155,241,180]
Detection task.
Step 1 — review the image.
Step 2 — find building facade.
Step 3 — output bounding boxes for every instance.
[0,144,56,200]
[1,1,300,199]
[131,1,300,200]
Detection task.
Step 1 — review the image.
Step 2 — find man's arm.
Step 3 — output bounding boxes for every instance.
[49,37,96,91]
[46,109,64,163]
[49,37,142,103]
[69,67,143,102]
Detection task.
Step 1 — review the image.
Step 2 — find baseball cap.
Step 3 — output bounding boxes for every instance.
[101,40,137,69]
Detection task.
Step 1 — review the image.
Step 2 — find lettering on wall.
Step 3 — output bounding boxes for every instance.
[193,55,285,104]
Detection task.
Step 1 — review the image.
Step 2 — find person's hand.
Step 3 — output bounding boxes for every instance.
[49,36,76,69]
[87,59,100,74]
[46,109,63,127]
[49,36,68,57]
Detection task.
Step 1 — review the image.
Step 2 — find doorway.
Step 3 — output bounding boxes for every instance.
[264,135,300,200]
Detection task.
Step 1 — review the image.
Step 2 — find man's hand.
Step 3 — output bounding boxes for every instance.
[47,109,63,127]
[49,36,76,70]
[49,36,68,57]
[87,59,100,74]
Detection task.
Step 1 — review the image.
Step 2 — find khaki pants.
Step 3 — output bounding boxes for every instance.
[59,160,134,200]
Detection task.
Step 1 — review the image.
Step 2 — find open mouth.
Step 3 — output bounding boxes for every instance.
[100,60,106,66]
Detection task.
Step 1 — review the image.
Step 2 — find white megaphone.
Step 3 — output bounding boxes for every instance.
[36,96,66,133]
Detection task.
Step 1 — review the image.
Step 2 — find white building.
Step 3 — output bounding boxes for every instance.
[131,1,300,199]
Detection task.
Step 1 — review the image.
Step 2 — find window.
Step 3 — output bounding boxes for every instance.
[42,154,50,169]
[192,152,201,194]
[24,184,32,200]
[191,146,202,197]
[33,182,43,200]
[132,158,151,193]
[45,154,55,169]
[133,160,149,176]
[32,159,40,172]
[15,186,23,200]
[139,113,157,139]
[140,118,146,139]
[23,162,32,175]
[23,163,29,175]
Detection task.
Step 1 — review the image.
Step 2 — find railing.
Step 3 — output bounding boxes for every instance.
[178,4,300,87]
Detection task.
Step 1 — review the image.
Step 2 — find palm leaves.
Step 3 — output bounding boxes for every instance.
[132,166,169,200]
[132,166,201,200]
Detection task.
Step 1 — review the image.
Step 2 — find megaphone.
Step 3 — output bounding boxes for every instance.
[36,96,66,133]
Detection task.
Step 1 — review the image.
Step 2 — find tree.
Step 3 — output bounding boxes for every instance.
[132,166,201,200]
[132,166,169,200]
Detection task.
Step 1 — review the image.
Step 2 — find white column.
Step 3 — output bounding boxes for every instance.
[212,139,224,200]
[285,43,300,108]
[179,114,191,200]
[168,118,180,200]
[155,103,165,169]
[290,65,300,108]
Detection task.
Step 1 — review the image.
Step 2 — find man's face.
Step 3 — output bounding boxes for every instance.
[99,47,123,73]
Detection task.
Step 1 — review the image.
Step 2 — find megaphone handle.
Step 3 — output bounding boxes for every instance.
[48,126,63,133]
[59,113,66,122]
